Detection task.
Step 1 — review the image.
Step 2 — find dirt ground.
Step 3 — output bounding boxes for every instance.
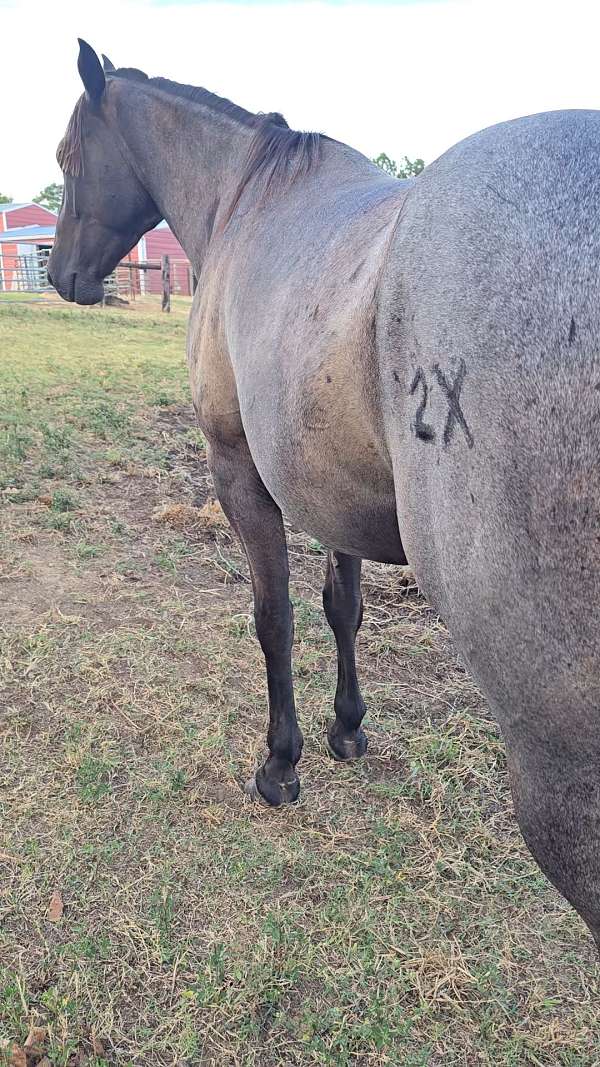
[1,299,599,1066]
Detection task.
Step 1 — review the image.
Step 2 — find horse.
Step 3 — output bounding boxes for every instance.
[49,40,600,949]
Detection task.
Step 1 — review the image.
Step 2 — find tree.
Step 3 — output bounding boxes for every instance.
[0,193,11,204]
[33,182,63,213]
[373,152,425,179]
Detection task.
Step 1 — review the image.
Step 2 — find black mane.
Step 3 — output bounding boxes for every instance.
[58,66,324,221]
[111,68,256,128]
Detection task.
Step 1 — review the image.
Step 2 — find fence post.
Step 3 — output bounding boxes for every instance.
[161,254,171,313]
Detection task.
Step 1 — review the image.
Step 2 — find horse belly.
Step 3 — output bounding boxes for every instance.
[258,441,405,564]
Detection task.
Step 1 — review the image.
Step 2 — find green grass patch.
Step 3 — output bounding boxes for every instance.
[0,301,598,1067]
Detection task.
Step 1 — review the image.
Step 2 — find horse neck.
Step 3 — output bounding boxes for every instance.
[108,81,255,270]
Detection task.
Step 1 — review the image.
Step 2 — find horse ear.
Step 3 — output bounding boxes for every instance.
[102,54,116,73]
[77,38,105,102]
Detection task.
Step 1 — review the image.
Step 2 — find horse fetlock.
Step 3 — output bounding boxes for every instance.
[266,724,303,764]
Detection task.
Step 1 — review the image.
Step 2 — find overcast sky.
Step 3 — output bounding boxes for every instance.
[2,0,600,200]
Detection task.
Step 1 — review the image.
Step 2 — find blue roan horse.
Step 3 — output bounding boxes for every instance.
[49,40,600,949]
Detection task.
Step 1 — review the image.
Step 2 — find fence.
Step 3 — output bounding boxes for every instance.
[118,256,174,311]
[0,247,53,293]
[0,246,194,310]
[0,246,129,301]
[119,256,194,299]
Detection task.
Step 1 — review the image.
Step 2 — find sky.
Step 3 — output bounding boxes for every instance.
[2,0,600,200]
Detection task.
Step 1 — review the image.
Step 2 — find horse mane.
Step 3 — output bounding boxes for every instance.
[57,68,324,217]
[222,121,322,227]
[116,69,324,222]
[56,95,85,176]
[136,74,257,129]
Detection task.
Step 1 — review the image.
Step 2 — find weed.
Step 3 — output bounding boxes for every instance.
[83,400,129,438]
[41,423,72,453]
[38,462,58,478]
[74,540,104,560]
[51,488,78,512]
[0,484,38,504]
[1,424,31,462]
[45,511,73,532]
[75,755,117,803]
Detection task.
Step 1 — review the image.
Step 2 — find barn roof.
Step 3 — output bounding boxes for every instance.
[0,221,178,242]
[0,224,56,241]
[0,202,58,216]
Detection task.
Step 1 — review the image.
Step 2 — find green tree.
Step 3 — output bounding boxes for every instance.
[0,193,11,204]
[373,152,425,179]
[33,182,63,213]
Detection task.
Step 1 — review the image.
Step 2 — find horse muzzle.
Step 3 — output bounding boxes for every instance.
[48,265,104,306]
[73,273,104,305]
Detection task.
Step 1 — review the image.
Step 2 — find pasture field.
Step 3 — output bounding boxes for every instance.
[0,299,599,1066]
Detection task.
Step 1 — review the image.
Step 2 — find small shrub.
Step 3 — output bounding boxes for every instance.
[41,423,72,453]
[51,489,78,512]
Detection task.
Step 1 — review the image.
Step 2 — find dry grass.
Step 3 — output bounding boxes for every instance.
[153,500,228,531]
[0,300,599,1066]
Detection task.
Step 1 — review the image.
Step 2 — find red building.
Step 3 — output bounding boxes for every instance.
[135,223,194,296]
[0,201,57,233]
[0,202,57,290]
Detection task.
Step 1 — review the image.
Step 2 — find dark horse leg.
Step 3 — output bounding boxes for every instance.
[323,551,368,760]
[208,437,303,805]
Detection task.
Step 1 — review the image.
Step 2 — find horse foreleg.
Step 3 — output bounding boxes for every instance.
[208,438,303,805]
[322,551,368,760]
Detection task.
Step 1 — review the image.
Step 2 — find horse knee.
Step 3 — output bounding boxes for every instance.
[254,598,294,655]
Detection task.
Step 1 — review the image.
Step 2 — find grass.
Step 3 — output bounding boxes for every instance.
[1,299,599,1066]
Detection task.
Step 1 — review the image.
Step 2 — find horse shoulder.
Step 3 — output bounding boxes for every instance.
[187,273,243,445]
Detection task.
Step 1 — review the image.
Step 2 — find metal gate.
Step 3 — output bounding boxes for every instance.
[0,246,53,293]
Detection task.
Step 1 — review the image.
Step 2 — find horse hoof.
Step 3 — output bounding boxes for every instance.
[243,772,300,806]
[327,726,368,762]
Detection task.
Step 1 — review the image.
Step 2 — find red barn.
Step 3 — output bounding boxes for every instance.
[0,201,57,233]
[134,222,193,295]
[0,203,57,291]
